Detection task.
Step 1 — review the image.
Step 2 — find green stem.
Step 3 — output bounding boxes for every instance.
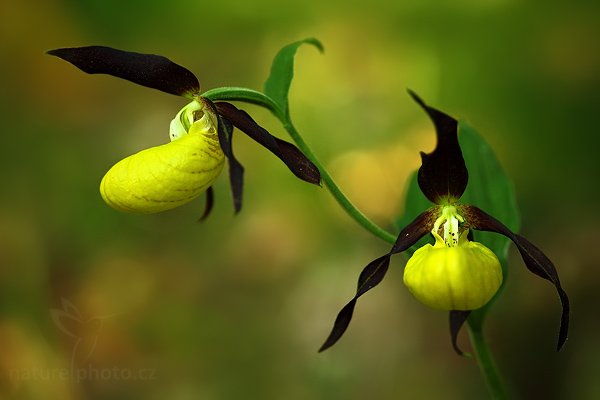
[467,322,508,399]
[282,120,397,244]
[203,87,396,243]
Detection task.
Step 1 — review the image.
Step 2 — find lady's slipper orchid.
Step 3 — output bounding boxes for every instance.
[319,91,569,354]
[48,46,320,216]
[403,206,503,311]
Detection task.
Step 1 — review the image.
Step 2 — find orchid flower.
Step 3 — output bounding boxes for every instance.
[319,91,570,354]
[48,46,321,217]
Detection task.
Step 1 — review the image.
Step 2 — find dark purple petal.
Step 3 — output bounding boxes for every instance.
[198,186,214,222]
[47,46,200,97]
[449,310,471,356]
[391,208,437,254]
[271,137,322,185]
[319,254,391,352]
[408,90,468,204]
[214,102,321,185]
[216,113,244,213]
[462,205,570,350]
[320,209,437,352]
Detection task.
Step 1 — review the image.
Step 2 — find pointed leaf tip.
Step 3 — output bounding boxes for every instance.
[303,37,325,53]
[408,90,468,204]
[47,46,200,97]
[264,38,324,117]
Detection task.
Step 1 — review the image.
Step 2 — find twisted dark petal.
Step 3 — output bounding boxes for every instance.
[47,46,200,97]
[464,205,570,350]
[319,254,391,352]
[408,90,468,204]
[319,210,437,352]
[391,208,437,254]
[198,186,214,222]
[214,102,321,185]
[449,310,471,356]
[216,114,245,213]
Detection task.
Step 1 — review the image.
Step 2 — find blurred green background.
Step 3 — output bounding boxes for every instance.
[1,0,599,399]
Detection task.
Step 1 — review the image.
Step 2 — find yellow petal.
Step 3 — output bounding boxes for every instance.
[403,234,502,310]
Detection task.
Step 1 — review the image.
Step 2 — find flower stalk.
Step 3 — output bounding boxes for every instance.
[282,120,397,244]
[468,322,508,399]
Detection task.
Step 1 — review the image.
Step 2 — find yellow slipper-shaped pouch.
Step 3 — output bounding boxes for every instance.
[100,100,224,213]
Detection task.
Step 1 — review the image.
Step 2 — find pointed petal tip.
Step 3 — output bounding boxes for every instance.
[407,88,425,106]
[465,205,571,352]
[317,342,331,353]
[215,101,320,186]
[305,37,325,53]
[449,310,472,357]
[303,168,322,186]
[557,338,567,352]
[46,47,72,56]
[318,254,392,352]
[197,187,215,222]
[318,300,357,353]
[556,295,570,351]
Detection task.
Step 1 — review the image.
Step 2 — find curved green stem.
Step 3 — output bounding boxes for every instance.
[467,321,508,399]
[282,120,396,244]
[202,87,282,118]
[204,86,396,244]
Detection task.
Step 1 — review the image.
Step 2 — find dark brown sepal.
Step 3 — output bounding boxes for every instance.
[214,102,321,185]
[198,186,215,222]
[216,113,244,214]
[449,310,471,356]
[319,210,436,352]
[47,46,200,97]
[462,205,570,350]
[408,90,468,204]
[319,254,391,352]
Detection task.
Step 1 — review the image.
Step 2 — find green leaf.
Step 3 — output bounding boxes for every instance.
[202,87,281,117]
[458,121,520,266]
[457,121,520,326]
[263,38,324,119]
